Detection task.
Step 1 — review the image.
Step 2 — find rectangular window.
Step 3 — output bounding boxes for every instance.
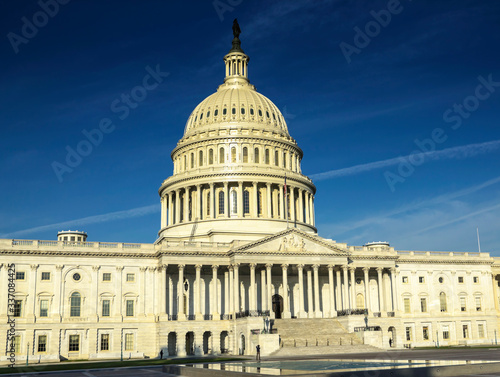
[473,276,479,283]
[404,298,411,313]
[463,325,469,339]
[13,336,21,353]
[125,333,134,351]
[102,300,110,317]
[475,296,482,311]
[422,326,429,340]
[420,298,427,312]
[16,271,25,280]
[402,276,408,283]
[460,297,467,312]
[458,276,464,283]
[126,300,134,316]
[38,335,47,352]
[126,273,135,282]
[478,324,485,338]
[69,335,79,352]
[40,299,48,317]
[405,327,412,341]
[419,276,425,283]
[41,272,50,281]
[442,327,449,340]
[13,300,22,317]
[102,273,111,282]
[100,334,109,351]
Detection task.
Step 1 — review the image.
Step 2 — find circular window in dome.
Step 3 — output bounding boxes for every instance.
[439,277,444,283]
[73,273,81,282]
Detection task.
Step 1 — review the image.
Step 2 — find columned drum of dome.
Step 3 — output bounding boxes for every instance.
[158,27,316,243]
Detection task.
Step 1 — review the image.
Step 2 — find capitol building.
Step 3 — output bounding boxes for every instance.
[2,25,500,364]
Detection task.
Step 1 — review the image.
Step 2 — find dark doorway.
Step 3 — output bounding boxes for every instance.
[272,294,283,319]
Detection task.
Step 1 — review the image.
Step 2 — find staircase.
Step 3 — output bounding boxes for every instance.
[270,318,381,356]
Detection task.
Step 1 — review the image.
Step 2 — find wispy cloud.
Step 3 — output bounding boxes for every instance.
[0,204,159,238]
[310,139,500,181]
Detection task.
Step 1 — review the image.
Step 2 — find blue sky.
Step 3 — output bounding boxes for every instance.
[1,0,499,254]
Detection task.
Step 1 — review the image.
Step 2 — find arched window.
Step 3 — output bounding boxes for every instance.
[70,292,81,317]
[250,108,254,115]
[254,148,260,163]
[223,108,227,115]
[243,147,248,163]
[257,188,262,216]
[283,152,286,168]
[206,192,210,217]
[265,149,270,164]
[277,192,281,217]
[231,147,236,163]
[232,107,236,115]
[209,149,214,165]
[190,153,194,169]
[219,147,225,163]
[218,191,224,215]
[199,150,203,167]
[214,109,218,116]
[356,293,365,309]
[243,190,250,214]
[440,292,447,312]
[275,150,279,166]
[231,190,237,215]
[184,155,187,171]
[241,107,245,115]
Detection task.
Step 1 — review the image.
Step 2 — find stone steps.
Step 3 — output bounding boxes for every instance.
[270,344,382,357]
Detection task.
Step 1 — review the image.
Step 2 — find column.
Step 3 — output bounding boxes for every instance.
[297,264,305,318]
[90,266,99,321]
[212,265,219,319]
[252,181,258,217]
[376,267,385,314]
[116,266,123,317]
[178,264,186,320]
[197,184,202,220]
[51,265,63,319]
[168,191,174,225]
[161,196,167,229]
[184,187,190,222]
[311,195,315,226]
[27,264,38,320]
[261,269,266,312]
[266,264,273,318]
[328,265,335,317]
[175,189,180,224]
[313,264,321,318]
[224,270,229,315]
[266,183,272,218]
[139,267,146,316]
[233,263,240,313]
[390,267,398,312]
[177,331,186,357]
[238,181,243,217]
[279,184,284,220]
[363,267,371,313]
[342,265,349,310]
[290,186,295,223]
[210,183,215,219]
[195,265,202,320]
[160,265,167,315]
[307,268,313,318]
[349,267,356,310]
[335,267,342,311]
[298,189,304,222]
[229,266,234,314]
[281,264,291,318]
[223,182,229,218]
[249,263,256,311]
[493,274,500,312]
[305,192,310,224]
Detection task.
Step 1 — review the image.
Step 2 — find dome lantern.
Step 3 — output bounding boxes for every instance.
[223,19,250,85]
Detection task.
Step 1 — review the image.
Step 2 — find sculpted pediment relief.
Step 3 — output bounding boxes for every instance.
[278,234,306,252]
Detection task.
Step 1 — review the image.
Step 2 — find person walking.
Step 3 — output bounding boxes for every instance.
[160,349,164,359]
[256,344,261,361]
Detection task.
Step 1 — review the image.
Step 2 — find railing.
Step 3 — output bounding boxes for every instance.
[203,314,213,320]
[39,241,58,246]
[12,240,33,246]
[235,310,270,319]
[220,314,232,320]
[387,312,395,317]
[354,326,382,332]
[373,312,381,317]
[5,239,154,251]
[337,309,368,317]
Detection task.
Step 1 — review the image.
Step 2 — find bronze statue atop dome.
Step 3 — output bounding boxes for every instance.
[232,18,241,39]
[229,18,244,53]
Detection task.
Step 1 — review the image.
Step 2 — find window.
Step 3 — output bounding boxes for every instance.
[38,335,47,352]
[13,336,21,353]
[243,190,250,214]
[258,109,262,117]
[473,276,479,284]
[126,300,134,316]
[250,108,254,115]
[404,298,411,313]
[71,236,75,242]
[184,155,187,170]
[40,299,48,317]
[257,189,262,216]
[243,147,248,163]
[231,147,236,163]
[460,297,467,312]
[214,109,218,116]
[70,292,81,317]
[438,277,444,283]
[475,296,482,311]
[232,107,236,115]
[209,149,213,165]
[231,190,237,215]
[241,107,245,114]
[274,150,279,166]
[265,149,270,164]
[199,112,203,120]
[219,147,224,163]
[356,293,364,309]
[16,271,25,280]
[418,276,425,283]
[102,300,110,317]
[73,272,81,281]
[100,334,109,351]
[420,298,427,313]
[206,192,210,217]
[13,300,22,317]
[463,325,469,339]
[103,273,111,282]
[41,272,50,281]
[254,148,259,163]
[69,335,79,352]
[223,108,227,115]
[478,324,485,338]
[206,111,210,118]
[190,153,194,168]
[405,327,412,341]
[402,276,408,283]
[458,276,464,283]
[199,150,203,166]
[442,327,449,340]
[126,273,135,282]
[218,191,224,215]
[422,326,429,340]
[283,152,286,168]
[125,333,134,351]
[439,292,447,312]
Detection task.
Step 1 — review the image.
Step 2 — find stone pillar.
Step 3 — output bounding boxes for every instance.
[90,266,99,320]
[266,264,273,318]
[390,267,398,312]
[53,265,64,320]
[212,265,219,319]
[161,195,167,229]
[160,265,167,315]
[328,265,335,317]
[224,270,229,315]
[238,181,243,217]
[178,264,186,320]
[363,267,371,313]
[197,184,202,220]
[184,187,190,222]
[311,195,315,226]
[307,268,313,318]
[493,274,500,312]
[249,263,256,311]
[298,189,304,222]
[266,183,272,218]
[282,264,291,318]
[168,191,174,225]
[342,266,349,310]
[313,264,321,318]
[210,183,215,219]
[279,184,284,220]
[212,331,221,355]
[116,266,123,318]
[26,264,38,320]
[223,182,229,218]
[252,181,258,217]
[175,189,180,224]
[305,192,310,224]
[229,266,234,314]
[349,267,356,309]
[233,263,240,313]
[139,267,146,316]
[290,187,295,223]
[261,269,266,311]
[376,267,385,314]
[195,265,202,320]
[297,264,305,318]
[335,267,342,311]
[177,331,186,357]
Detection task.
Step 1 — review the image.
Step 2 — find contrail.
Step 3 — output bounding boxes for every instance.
[309,139,500,181]
[0,204,159,238]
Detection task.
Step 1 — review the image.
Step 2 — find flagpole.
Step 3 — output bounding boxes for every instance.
[477,227,481,254]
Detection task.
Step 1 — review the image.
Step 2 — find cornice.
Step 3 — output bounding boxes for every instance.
[397,258,493,265]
